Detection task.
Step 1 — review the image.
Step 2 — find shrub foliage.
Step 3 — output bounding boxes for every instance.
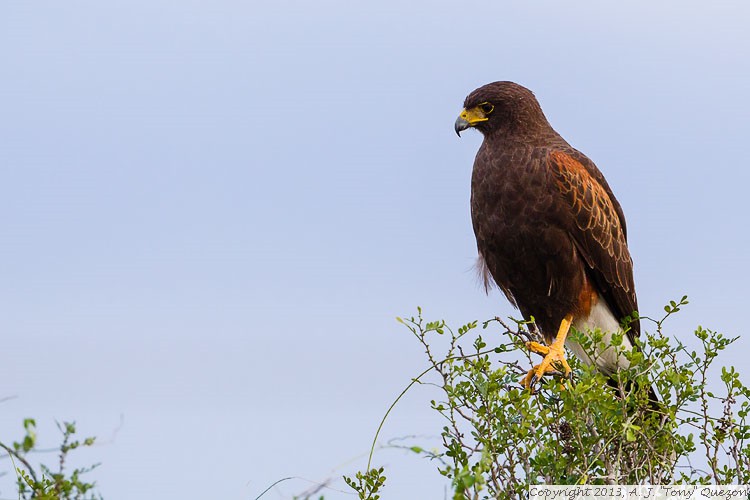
[1,419,101,499]
[345,297,750,499]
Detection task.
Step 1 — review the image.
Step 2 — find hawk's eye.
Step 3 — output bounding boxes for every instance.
[480,103,494,114]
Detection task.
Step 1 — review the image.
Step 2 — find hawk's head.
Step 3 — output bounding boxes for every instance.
[455,81,550,138]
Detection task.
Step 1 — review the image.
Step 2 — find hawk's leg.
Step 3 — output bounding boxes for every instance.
[521,313,573,391]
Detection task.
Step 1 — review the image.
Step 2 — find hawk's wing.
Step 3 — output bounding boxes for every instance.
[548,150,640,340]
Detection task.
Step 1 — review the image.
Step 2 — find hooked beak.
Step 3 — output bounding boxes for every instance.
[454,106,489,137]
[454,116,470,137]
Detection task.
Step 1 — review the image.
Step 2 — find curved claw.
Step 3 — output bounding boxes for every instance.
[521,314,574,393]
[521,344,572,392]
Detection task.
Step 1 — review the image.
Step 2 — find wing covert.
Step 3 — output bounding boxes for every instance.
[548,150,640,338]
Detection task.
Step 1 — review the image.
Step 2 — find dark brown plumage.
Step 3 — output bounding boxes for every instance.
[455,81,640,382]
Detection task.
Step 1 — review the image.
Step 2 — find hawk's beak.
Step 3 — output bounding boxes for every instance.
[455,116,470,137]
[454,107,489,137]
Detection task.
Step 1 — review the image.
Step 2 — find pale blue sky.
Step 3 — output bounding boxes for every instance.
[2,1,749,499]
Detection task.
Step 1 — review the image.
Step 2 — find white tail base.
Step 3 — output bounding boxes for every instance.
[565,300,632,374]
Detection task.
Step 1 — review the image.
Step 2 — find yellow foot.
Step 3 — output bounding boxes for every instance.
[521,314,574,392]
[521,342,572,390]
[525,341,550,357]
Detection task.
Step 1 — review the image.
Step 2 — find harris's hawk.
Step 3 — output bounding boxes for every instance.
[455,81,639,389]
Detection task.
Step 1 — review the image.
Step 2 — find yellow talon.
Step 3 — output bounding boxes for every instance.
[522,314,574,392]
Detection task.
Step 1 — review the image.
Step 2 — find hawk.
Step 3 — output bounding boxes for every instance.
[455,81,639,389]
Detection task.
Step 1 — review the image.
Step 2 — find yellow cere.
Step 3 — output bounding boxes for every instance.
[459,106,490,125]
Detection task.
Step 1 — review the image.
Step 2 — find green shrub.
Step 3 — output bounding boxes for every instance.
[346,297,750,499]
[1,419,101,499]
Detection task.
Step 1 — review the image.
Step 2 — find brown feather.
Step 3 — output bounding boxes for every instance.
[548,151,640,341]
[463,81,639,345]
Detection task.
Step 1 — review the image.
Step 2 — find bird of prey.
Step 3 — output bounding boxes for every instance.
[455,81,639,389]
